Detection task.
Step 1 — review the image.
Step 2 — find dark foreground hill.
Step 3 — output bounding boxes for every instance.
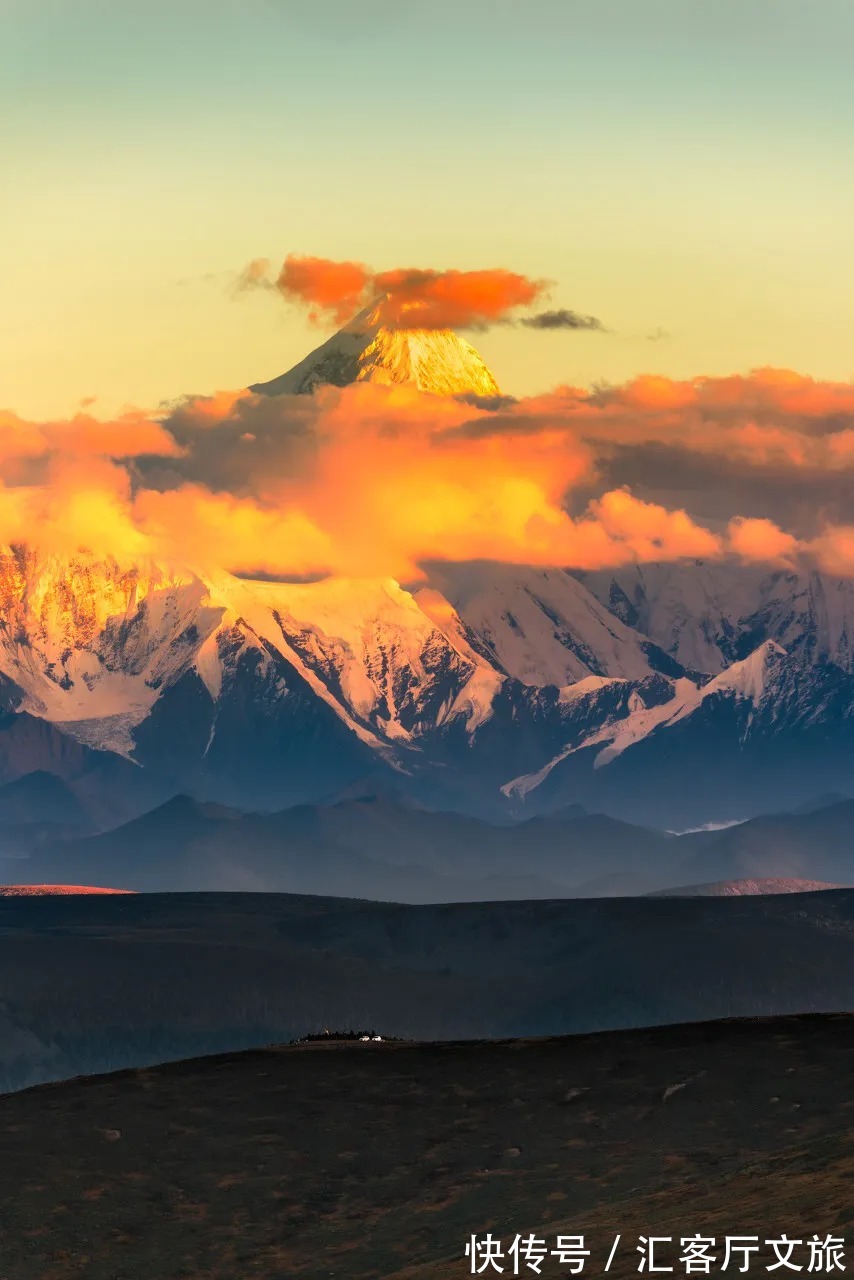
[3,889,854,1093]
[0,1014,852,1279]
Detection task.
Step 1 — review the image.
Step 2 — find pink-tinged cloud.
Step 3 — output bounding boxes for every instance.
[809,525,854,576]
[728,516,799,564]
[589,489,722,561]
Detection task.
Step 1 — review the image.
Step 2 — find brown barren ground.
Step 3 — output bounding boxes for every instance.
[0,1014,852,1279]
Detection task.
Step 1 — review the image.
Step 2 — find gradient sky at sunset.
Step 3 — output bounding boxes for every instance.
[3,0,854,419]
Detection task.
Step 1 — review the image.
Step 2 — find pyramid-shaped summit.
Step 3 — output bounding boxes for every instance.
[249,300,501,398]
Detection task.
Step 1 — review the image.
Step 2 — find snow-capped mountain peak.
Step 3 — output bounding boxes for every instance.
[703,639,787,703]
[249,299,502,398]
[0,545,221,751]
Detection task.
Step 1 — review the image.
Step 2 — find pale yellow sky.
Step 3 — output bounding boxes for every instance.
[3,0,854,420]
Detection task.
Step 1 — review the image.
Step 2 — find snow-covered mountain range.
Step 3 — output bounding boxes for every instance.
[1,322,852,829]
[0,542,851,829]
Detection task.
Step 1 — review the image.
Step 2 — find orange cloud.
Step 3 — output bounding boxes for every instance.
[0,382,725,580]
[140,384,729,579]
[275,255,372,326]
[457,367,854,478]
[0,408,181,463]
[7,363,854,582]
[0,457,149,565]
[371,266,547,330]
[133,485,333,577]
[246,254,550,330]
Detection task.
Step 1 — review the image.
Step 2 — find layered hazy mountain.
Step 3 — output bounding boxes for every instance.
[10,787,854,902]
[0,320,852,832]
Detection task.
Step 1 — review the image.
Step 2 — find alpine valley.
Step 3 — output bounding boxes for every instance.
[1,314,852,849]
